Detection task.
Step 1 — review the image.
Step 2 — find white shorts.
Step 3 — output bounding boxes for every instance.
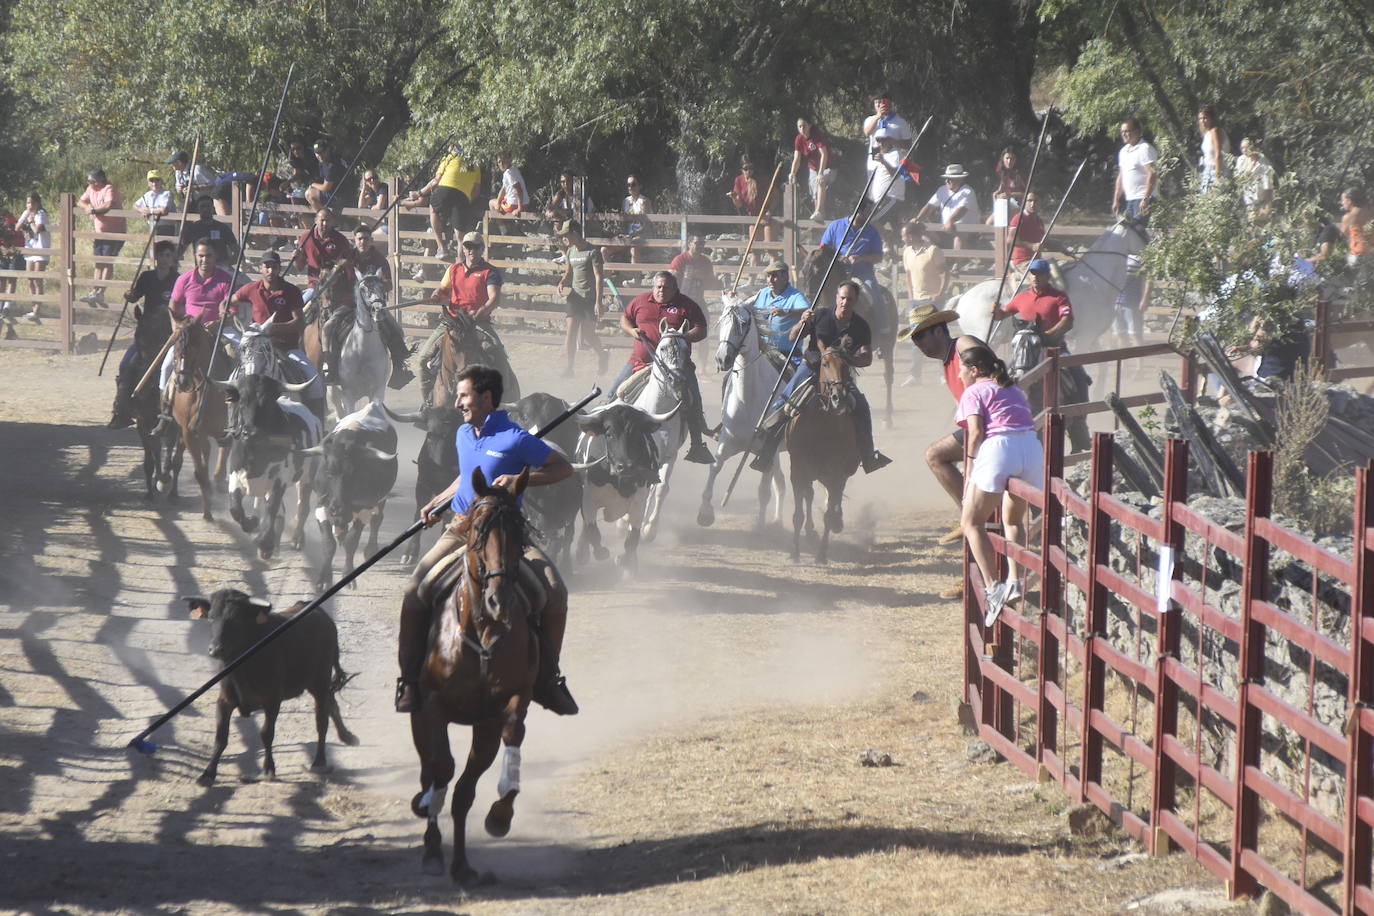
[971,429,1043,494]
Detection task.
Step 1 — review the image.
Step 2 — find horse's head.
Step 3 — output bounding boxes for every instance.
[802,244,847,301]
[353,270,386,330]
[715,296,757,372]
[818,345,857,414]
[463,466,529,629]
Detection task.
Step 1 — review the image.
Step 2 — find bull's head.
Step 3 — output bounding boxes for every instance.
[185,588,273,660]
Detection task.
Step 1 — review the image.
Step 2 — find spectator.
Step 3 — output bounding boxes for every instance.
[166,150,217,209]
[178,196,238,264]
[1197,105,1230,192]
[1235,138,1275,220]
[1302,209,1340,268]
[790,116,833,221]
[1007,189,1046,270]
[956,344,1041,626]
[670,234,720,311]
[900,220,948,386]
[134,170,176,237]
[916,164,980,249]
[555,219,609,376]
[489,153,529,214]
[862,93,912,176]
[727,156,775,265]
[306,140,345,210]
[1340,187,1371,266]
[15,192,49,321]
[867,129,911,246]
[357,169,389,213]
[414,143,481,260]
[286,139,317,190]
[986,147,1026,224]
[546,172,595,225]
[1112,118,1158,328]
[0,212,22,318]
[602,175,651,265]
[77,169,126,307]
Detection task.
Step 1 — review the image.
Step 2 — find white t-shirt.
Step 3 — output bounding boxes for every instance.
[21,208,50,259]
[927,184,980,225]
[1236,154,1275,206]
[500,166,528,208]
[136,188,173,215]
[868,150,907,205]
[1118,141,1158,201]
[866,113,913,170]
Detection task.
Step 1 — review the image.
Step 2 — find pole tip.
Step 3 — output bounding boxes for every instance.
[129,737,157,755]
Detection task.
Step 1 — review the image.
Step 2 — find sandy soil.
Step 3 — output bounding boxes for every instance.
[0,335,1250,915]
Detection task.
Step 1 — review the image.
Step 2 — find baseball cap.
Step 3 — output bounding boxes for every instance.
[146,170,164,181]
[461,231,484,246]
[166,151,189,164]
[1027,258,1051,273]
[259,250,282,265]
[763,256,788,274]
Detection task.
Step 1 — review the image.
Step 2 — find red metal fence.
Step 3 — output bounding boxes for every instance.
[965,410,1374,913]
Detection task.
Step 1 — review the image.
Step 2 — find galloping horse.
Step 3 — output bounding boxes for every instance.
[409,467,542,885]
[801,245,899,425]
[618,321,691,542]
[168,320,231,520]
[697,296,786,529]
[427,310,522,410]
[787,346,861,564]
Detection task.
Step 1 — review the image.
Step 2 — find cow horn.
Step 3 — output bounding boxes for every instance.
[642,401,682,425]
[570,453,607,470]
[364,446,397,462]
[280,378,315,393]
[294,444,325,457]
[381,403,425,425]
[258,313,276,332]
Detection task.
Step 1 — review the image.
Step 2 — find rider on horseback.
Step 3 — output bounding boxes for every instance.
[749,257,809,353]
[610,270,715,464]
[752,280,892,474]
[230,250,326,415]
[109,240,177,429]
[417,231,513,406]
[151,239,235,433]
[395,364,579,716]
[819,198,889,340]
[293,208,413,388]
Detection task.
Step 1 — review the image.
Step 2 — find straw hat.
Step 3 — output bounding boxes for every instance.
[896,303,959,341]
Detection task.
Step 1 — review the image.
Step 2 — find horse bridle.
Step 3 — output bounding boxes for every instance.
[719,306,769,374]
[458,495,524,680]
[819,350,858,414]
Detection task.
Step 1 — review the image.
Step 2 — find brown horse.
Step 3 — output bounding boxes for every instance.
[426,311,521,410]
[787,346,861,564]
[168,320,231,520]
[801,244,899,426]
[409,467,541,885]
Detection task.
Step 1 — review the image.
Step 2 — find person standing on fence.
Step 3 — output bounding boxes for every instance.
[109,240,178,429]
[555,219,609,376]
[1197,106,1230,193]
[357,169,389,214]
[790,117,833,221]
[1235,138,1275,222]
[1340,187,1372,267]
[863,94,912,177]
[900,221,948,386]
[728,156,775,265]
[135,170,175,237]
[350,224,415,389]
[78,169,126,307]
[1111,118,1157,337]
[16,192,49,322]
[955,344,1041,627]
[602,175,651,266]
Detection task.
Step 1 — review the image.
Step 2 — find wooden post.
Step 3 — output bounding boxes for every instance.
[230,186,243,255]
[1312,298,1331,371]
[59,192,75,355]
[994,224,1007,280]
[783,181,797,269]
[1037,412,1066,766]
[1080,431,1114,803]
[1344,461,1374,913]
[1149,437,1189,855]
[387,177,401,313]
[1229,450,1272,900]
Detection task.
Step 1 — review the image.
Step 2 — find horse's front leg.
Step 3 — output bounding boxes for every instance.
[790,477,810,562]
[696,440,728,528]
[411,710,454,876]
[186,432,215,521]
[641,456,676,543]
[484,693,529,839]
[451,719,502,885]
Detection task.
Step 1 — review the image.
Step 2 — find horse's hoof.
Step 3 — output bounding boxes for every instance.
[642,528,657,544]
[592,546,609,561]
[196,772,216,788]
[202,511,214,521]
[451,865,481,886]
[697,506,715,527]
[340,730,360,747]
[484,809,512,838]
[422,855,445,876]
[411,791,429,819]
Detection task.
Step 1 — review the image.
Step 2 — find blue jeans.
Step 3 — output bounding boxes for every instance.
[1117,199,1150,311]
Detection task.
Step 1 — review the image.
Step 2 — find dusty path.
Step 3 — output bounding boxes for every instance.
[0,340,1247,914]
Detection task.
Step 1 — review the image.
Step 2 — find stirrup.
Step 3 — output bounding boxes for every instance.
[388,365,416,390]
[395,678,421,713]
[684,440,714,465]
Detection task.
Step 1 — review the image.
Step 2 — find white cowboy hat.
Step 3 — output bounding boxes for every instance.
[941,164,969,179]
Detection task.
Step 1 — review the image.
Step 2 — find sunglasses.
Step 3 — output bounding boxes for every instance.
[462,242,482,250]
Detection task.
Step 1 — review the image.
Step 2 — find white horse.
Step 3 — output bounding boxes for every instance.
[952,217,1150,348]
[619,320,692,542]
[697,294,786,529]
[333,268,392,417]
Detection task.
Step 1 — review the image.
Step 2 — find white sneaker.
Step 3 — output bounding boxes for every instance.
[79,291,99,304]
[552,253,566,265]
[983,581,1008,627]
[1003,579,1023,606]
[900,374,918,388]
[409,266,426,282]
[25,309,41,323]
[808,210,823,221]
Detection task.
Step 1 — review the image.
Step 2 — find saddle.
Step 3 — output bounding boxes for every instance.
[782,376,816,417]
[612,365,651,402]
[416,545,550,627]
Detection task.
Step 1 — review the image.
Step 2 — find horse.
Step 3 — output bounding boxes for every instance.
[408,467,541,885]
[951,217,1150,350]
[787,346,861,564]
[801,244,899,425]
[428,310,522,412]
[617,320,691,543]
[168,320,232,520]
[130,307,180,500]
[333,269,393,417]
[697,295,786,529]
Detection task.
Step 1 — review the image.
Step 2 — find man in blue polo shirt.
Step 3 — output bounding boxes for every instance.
[395,364,577,715]
[819,198,888,339]
[749,257,809,352]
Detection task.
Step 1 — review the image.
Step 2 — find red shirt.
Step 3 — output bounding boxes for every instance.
[234,278,306,348]
[1009,212,1045,264]
[732,175,760,215]
[1004,285,1072,331]
[296,228,353,285]
[794,129,831,172]
[444,260,503,318]
[625,292,707,370]
[943,341,966,401]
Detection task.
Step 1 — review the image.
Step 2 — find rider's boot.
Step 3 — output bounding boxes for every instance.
[682,378,715,465]
[395,594,432,713]
[380,315,418,390]
[749,420,786,472]
[419,362,436,408]
[531,591,578,716]
[108,373,135,429]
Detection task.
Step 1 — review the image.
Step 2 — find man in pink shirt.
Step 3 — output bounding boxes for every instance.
[78,169,127,306]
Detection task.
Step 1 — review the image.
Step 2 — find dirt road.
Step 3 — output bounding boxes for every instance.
[0,338,1246,914]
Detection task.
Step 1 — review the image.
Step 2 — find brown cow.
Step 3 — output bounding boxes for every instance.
[185,588,359,786]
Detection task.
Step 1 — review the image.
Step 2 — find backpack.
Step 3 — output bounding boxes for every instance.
[1007,318,1044,382]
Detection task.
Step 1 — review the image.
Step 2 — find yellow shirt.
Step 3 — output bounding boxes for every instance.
[436,153,480,199]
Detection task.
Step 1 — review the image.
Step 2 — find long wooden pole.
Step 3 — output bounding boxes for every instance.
[97,219,161,376]
[729,162,785,295]
[132,327,179,396]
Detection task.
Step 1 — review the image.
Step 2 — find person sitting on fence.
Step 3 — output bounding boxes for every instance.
[916,164,981,250]
[350,224,415,389]
[166,150,217,210]
[109,240,179,429]
[306,140,346,211]
[179,196,239,264]
[488,153,529,215]
[546,172,593,224]
[727,156,776,264]
[357,169,389,213]
[602,175,651,266]
[78,169,126,307]
[956,344,1041,627]
[752,280,892,474]
[417,231,513,403]
[135,170,176,237]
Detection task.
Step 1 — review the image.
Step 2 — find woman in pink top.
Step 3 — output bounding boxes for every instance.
[956,345,1043,626]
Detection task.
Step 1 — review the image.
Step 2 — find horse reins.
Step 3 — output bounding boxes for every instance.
[458,495,526,682]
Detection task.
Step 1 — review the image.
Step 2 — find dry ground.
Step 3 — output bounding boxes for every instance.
[0,335,1250,915]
